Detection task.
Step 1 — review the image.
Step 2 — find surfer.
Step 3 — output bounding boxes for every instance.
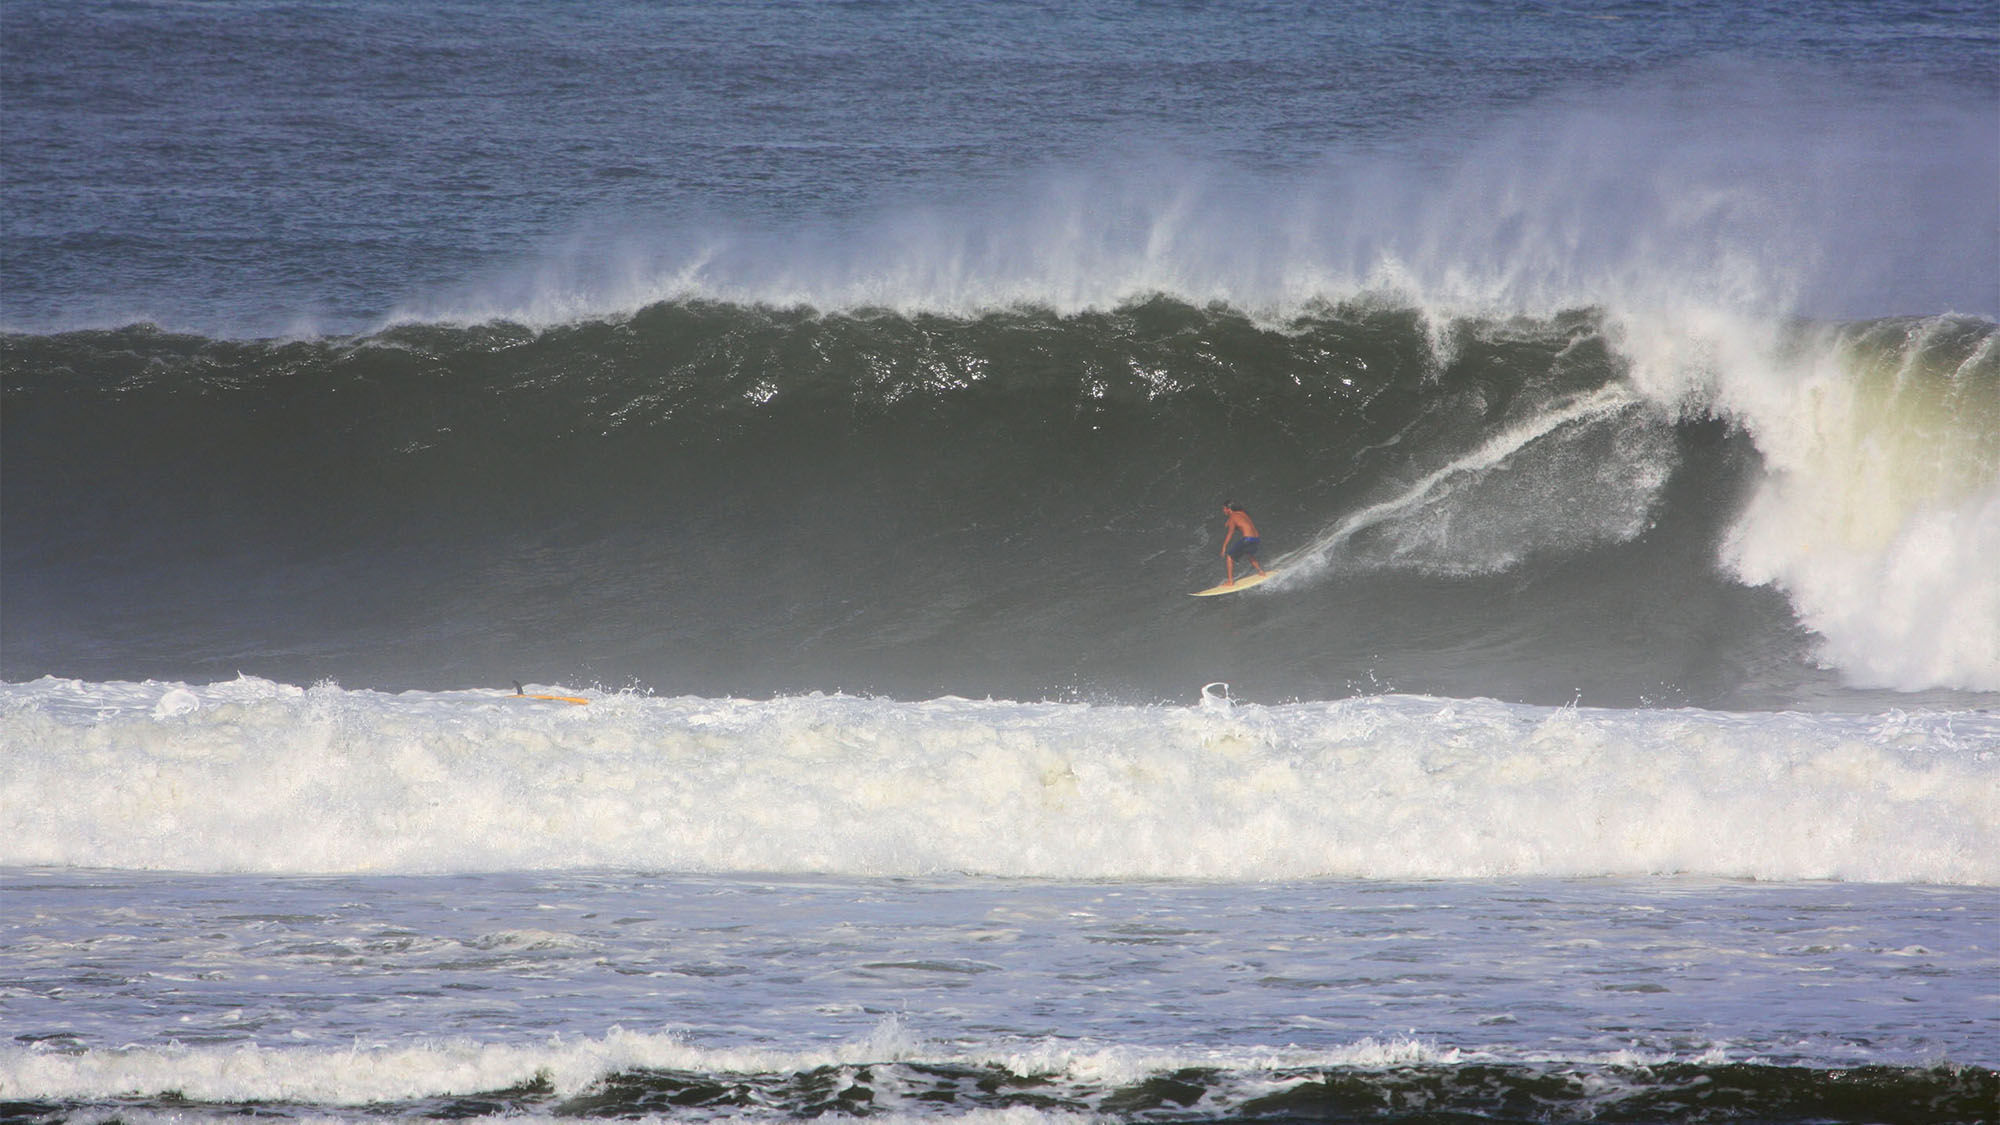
[1219,502,1268,586]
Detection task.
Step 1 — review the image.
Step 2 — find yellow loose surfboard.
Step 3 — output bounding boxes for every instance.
[1191,570,1277,597]
[510,682,590,705]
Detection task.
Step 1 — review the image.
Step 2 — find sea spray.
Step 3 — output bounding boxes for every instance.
[384,64,1998,334]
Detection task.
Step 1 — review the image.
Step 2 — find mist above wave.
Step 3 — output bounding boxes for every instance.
[397,62,1996,333]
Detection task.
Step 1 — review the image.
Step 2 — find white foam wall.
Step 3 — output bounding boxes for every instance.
[1618,311,2000,692]
[5,678,1993,882]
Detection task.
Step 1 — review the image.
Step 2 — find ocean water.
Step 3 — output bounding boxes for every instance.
[3,1,1998,1121]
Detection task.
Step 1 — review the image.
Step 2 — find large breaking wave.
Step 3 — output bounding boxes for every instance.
[4,300,1995,702]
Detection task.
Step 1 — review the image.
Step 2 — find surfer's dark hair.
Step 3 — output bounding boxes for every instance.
[1225,501,1241,510]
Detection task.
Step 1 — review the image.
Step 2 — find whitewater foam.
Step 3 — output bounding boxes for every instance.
[0,1022,1476,1107]
[4,677,1993,882]
[7,1018,1988,1116]
[1617,311,2000,692]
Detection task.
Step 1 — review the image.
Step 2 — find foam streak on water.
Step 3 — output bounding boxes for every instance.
[2,869,1994,1121]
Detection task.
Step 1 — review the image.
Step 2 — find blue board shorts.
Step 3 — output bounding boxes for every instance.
[1227,536,1260,560]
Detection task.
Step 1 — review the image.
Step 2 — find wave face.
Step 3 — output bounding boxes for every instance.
[5,677,1994,881]
[5,303,1996,705]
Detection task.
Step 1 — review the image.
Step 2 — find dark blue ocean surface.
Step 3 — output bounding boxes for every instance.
[4,0,1994,334]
